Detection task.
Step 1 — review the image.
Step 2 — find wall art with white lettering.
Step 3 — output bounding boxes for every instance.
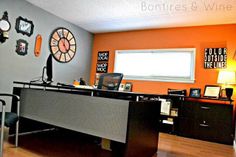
[204,48,227,69]
[97,51,109,61]
[96,62,108,73]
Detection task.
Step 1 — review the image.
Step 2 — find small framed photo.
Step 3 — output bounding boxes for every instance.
[16,39,28,56]
[189,88,201,98]
[118,83,125,91]
[124,82,132,92]
[203,85,221,99]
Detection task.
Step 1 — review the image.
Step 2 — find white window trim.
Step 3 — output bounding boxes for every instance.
[114,48,196,83]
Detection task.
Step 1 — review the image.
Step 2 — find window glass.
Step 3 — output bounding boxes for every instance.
[114,48,196,83]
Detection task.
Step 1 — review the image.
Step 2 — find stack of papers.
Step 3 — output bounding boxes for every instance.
[74,85,94,89]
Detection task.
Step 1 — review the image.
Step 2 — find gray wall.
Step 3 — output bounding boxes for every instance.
[0,0,93,105]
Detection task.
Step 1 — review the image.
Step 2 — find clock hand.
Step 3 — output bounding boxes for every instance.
[63,39,69,51]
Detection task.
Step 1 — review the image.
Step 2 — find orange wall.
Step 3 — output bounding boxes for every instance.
[90,24,236,97]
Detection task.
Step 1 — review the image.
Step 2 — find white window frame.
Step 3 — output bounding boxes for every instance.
[114,48,196,83]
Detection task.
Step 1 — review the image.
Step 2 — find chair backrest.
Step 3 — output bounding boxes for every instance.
[97,73,123,91]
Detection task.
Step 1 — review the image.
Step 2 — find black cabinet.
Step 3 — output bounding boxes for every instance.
[178,99,234,145]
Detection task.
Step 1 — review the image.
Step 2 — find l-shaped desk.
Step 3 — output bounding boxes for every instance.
[12,81,161,157]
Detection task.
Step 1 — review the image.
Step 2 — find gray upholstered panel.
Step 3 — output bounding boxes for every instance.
[20,89,129,143]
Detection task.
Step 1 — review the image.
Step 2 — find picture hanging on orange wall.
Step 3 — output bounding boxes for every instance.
[97,51,109,61]
[204,48,227,69]
[96,51,109,73]
[96,62,108,73]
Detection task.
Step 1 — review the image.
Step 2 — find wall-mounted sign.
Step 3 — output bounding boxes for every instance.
[204,48,227,69]
[97,51,109,61]
[16,39,28,56]
[96,51,109,73]
[96,62,108,73]
[34,34,42,57]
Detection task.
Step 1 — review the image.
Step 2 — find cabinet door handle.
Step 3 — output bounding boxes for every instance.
[200,124,209,127]
[200,106,210,110]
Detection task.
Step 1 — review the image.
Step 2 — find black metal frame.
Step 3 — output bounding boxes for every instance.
[16,39,28,56]
[15,16,34,37]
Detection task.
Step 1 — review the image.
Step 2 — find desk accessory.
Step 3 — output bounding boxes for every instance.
[203,85,221,99]
[168,89,186,96]
[217,71,235,100]
[189,88,201,98]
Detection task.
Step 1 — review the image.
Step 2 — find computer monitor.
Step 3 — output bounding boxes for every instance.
[46,54,53,82]
[42,54,53,84]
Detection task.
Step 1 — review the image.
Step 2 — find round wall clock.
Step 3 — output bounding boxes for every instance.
[49,27,76,63]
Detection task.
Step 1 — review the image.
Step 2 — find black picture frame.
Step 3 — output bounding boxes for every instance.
[189,88,201,98]
[124,82,132,92]
[97,51,109,61]
[96,62,108,73]
[15,16,34,37]
[16,39,28,56]
[203,85,221,99]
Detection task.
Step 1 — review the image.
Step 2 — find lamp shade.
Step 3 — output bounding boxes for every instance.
[217,71,236,84]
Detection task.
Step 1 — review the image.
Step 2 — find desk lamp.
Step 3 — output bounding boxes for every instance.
[217,71,236,100]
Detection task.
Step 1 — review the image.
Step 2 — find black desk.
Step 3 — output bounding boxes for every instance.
[12,81,161,157]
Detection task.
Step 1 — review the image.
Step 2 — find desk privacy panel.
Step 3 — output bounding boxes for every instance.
[20,89,129,143]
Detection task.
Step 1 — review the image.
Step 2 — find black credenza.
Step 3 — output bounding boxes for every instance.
[160,96,234,145]
[178,98,234,145]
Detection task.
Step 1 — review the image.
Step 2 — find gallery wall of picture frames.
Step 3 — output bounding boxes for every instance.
[14,16,34,56]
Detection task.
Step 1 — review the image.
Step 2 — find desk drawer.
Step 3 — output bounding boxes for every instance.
[196,103,232,124]
[195,119,233,145]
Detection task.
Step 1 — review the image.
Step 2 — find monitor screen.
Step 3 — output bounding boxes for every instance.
[46,54,53,82]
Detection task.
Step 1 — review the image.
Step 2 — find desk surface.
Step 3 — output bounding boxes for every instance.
[13,81,163,98]
[13,81,233,103]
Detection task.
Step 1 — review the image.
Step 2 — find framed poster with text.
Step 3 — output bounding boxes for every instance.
[97,51,109,61]
[96,62,108,73]
[204,48,227,69]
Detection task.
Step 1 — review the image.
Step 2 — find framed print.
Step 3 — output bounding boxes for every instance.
[118,83,125,91]
[96,62,108,73]
[15,39,28,56]
[204,48,227,69]
[189,88,201,98]
[15,16,34,37]
[203,85,221,99]
[124,82,132,92]
[97,51,109,61]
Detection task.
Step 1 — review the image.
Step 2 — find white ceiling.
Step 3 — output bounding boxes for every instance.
[26,0,236,33]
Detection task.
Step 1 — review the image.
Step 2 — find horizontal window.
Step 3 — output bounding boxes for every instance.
[114,48,196,83]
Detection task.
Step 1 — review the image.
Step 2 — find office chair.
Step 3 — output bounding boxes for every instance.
[97,73,123,91]
[0,94,20,157]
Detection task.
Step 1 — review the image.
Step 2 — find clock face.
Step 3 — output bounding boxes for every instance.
[49,27,76,63]
[0,19,11,32]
